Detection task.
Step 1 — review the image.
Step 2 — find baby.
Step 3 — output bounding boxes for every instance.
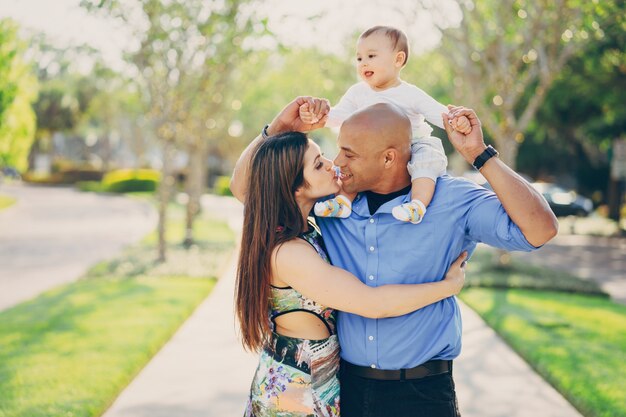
[300,25,471,224]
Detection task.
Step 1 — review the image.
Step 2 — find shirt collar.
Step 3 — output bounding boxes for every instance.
[352,189,412,216]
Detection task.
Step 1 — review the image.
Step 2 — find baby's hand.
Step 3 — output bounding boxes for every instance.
[451,115,472,135]
[299,103,319,124]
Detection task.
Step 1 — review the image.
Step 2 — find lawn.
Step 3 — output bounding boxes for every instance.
[461,250,626,417]
[0,194,16,211]
[0,197,237,417]
[0,276,214,417]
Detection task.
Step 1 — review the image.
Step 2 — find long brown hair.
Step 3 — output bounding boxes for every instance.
[235,131,309,351]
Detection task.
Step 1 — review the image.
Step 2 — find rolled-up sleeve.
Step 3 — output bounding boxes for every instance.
[463,184,539,252]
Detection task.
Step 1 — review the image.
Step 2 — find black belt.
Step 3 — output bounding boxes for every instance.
[341,359,451,381]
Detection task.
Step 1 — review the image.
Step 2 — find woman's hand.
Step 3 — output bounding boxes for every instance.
[443,251,468,295]
[268,96,330,136]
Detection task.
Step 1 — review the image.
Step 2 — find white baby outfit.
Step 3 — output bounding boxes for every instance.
[327,81,448,182]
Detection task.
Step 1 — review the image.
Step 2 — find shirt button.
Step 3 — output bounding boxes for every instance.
[368,275,374,281]
[371,364,376,369]
[369,218,375,223]
[368,335,374,341]
[369,246,375,252]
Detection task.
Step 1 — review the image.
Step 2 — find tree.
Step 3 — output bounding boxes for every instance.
[433,0,619,168]
[517,7,626,218]
[82,0,265,260]
[0,19,38,172]
[228,47,355,159]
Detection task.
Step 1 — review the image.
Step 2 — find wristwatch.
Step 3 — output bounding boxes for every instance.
[472,145,499,170]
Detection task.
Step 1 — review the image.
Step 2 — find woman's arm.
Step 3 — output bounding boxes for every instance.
[230,96,330,202]
[272,240,467,318]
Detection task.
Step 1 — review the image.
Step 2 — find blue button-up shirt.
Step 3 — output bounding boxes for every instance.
[315,175,538,370]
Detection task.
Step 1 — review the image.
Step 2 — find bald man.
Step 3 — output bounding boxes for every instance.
[231,97,557,417]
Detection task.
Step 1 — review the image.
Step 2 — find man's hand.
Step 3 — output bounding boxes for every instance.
[267,96,330,136]
[442,105,487,164]
[451,115,472,135]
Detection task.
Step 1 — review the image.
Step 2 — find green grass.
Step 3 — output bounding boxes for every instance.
[0,276,215,417]
[0,200,237,417]
[142,212,235,245]
[461,289,626,417]
[0,195,16,211]
[461,249,624,417]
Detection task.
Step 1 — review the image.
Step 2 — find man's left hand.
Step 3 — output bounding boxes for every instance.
[442,105,487,164]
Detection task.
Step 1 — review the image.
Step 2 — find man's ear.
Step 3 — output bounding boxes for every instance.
[383,148,397,168]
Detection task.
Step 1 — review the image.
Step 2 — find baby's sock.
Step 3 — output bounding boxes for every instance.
[391,199,426,224]
[314,194,352,218]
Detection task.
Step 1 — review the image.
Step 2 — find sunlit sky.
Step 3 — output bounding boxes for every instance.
[0,0,458,69]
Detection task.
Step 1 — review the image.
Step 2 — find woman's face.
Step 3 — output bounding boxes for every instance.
[299,140,341,199]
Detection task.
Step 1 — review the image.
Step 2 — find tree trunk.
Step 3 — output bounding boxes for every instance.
[490,125,520,268]
[492,126,520,171]
[102,132,111,172]
[157,139,174,262]
[183,141,208,248]
[608,177,624,223]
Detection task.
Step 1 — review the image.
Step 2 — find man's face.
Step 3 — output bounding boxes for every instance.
[300,140,341,199]
[334,123,385,194]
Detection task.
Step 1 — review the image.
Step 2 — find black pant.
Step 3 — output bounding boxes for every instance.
[340,362,461,417]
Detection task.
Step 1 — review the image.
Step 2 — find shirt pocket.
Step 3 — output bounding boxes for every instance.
[383,223,435,276]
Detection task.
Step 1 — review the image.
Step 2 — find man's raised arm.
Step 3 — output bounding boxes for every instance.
[230,96,329,202]
[443,106,558,247]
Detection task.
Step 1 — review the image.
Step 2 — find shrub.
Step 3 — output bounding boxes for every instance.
[102,169,161,193]
[213,175,232,196]
[76,181,106,193]
[23,167,103,185]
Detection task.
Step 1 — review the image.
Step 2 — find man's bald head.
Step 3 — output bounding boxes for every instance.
[342,102,412,152]
[335,102,413,194]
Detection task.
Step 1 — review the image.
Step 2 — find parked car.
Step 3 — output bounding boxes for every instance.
[531,182,593,217]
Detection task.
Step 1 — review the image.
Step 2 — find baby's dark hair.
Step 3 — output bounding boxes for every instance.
[359,26,409,66]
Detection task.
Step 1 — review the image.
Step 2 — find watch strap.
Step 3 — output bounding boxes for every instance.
[472,145,499,170]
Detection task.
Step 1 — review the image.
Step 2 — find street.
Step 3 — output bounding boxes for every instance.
[0,183,157,311]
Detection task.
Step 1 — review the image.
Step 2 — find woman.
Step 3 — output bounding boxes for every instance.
[235,131,466,417]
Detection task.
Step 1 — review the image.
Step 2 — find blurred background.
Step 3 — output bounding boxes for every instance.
[0,0,624,226]
[0,1,625,417]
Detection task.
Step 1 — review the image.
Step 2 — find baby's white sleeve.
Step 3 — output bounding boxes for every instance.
[412,86,447,130]
[326,85,360,128]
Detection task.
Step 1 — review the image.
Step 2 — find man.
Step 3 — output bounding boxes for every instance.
[231,96,557,417]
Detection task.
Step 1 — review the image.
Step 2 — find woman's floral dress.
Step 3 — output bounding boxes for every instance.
[244,224,340,417]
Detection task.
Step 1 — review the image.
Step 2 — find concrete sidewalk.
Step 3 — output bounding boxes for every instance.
[101,253,583,417]
[102,196,583,417]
